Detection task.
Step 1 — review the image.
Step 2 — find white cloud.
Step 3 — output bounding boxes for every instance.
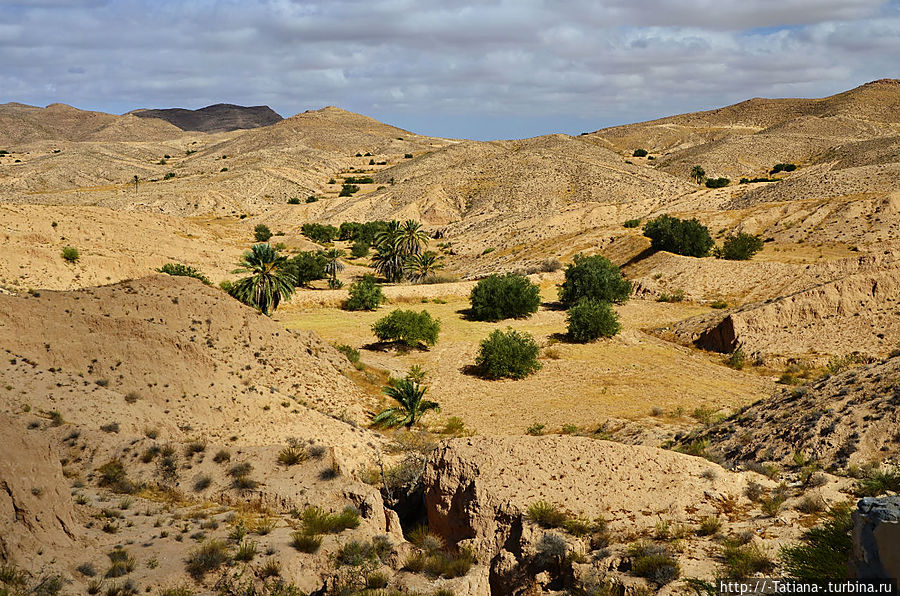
[0,0,897,138]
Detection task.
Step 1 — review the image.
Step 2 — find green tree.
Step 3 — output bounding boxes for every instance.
[470,273,541,321]
[714,233,764,261]
[475,328,542,380]
[404,251,444,282]
[371,378,440,429]
[643,215,714,258]
[253,224,273,242]
[397,220,429,257]
[345,275,384,311]
[690,165,706,184]
[231,244,296,316]
[288,251,328,287]
[372,309,440,348]
[558,254,631,306]
[566,299,620,342]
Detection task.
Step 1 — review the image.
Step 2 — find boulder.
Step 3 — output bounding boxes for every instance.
[851,496,900,582]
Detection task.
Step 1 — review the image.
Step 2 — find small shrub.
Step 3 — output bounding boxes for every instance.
[345,275,384,311]
[253,224,272,243]
[305,195,318,203]
[566,299,620,342]
[795,494,826,514]
[656,289,685,303]
[710,299,728,309]
[193,475,212,492]
[287,197,301,204]
[696,516,722,536]
[527,501,568,528]
[164,172,176,180]
[372,309,440,348]
[475,328,541,380]
[705,177,730,188]
[632,148,648,157]
[233,541,257,562]
[290,530,323,553]
[724,348,746,370]
[628,542,680,586]
[185,539,231,578]
[856,467,900,497]
[333,343,361,365]
[558,254,631,306]
[623,218,641,228]
[721,538,773,578]
[61,246,80,263]
[213,449,231,463]
[469,273,541,321]
[643,215,714,257]
[339,184,360,196]
[715,233,764,261]
[780,504,852,580]
[277,446,306,466]
[526,422,545,436]
[156,263,211,285]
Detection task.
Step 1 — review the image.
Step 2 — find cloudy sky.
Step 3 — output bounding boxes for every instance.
[1,0,898,139]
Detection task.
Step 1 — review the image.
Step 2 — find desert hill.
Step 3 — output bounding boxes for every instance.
[693,354,900,468]
[131,103,283,133]
[0,102,185,144]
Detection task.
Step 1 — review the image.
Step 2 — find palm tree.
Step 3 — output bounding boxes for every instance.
[322,248,345,286]
[690,165,706,185]
[397,220,429,257]
[404,251,444,282]
[371,378,440,429]
[231,243,296,316]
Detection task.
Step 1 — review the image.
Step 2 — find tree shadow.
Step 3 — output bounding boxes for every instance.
[361,341,429,353]
[459,364,483,378]
[542,301,567,312]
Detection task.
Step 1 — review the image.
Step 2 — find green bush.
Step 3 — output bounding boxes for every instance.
[163,172,176,180]
[350,240,370,258]
[705,177,730,188]
[566,299,620,342]
[156,263,211,285]
[721,537,774,578]
[339,184,360,197]
[527,501,568,528]
[344,176,374,184]
[781,504,852,580]
[627,542,680,586]
[61,246,80,263]
[305,195,318,203]
[287,251,328,286]
[623,218,641,228]
[253,224,272,242]
[771,163,797,174]
[632,148,648,157]
[643,215,714,257]
[287,197,301,204]
[300,223,339,244]
[469,273,541,321]
[715,233,764,261]
[372,309,440,348]
[475,329,541,380]
[558,254,631,306]
[345,275,384,311]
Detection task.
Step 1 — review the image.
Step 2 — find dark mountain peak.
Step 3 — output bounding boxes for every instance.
[131,104,282,133]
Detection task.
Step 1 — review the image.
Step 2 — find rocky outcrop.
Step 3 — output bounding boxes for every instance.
[131,103,283,133]
[423,436,752,594]
[851,496,900,582]
[0,414,77,565]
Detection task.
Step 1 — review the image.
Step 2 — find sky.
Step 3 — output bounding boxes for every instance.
[1,0,898,140]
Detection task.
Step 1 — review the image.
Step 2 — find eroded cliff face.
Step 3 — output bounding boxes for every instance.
[0,414,77,566]
[423,436,757,594]
[852,496,900,582]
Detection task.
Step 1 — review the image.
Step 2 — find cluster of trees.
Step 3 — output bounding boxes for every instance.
[370,220,443,283]
[641,215,762,260]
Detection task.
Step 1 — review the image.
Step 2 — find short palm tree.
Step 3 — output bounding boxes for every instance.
[404,251,444,282]
[690,165,706,185]
[371,378,440,429]
[231,243,296,316]
[322,248,345,286]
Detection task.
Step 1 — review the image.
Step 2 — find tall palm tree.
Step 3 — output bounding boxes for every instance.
[371,378,440,429]
[404,251,444,283]
[690,165,706,185]
[397,220,429,257]
[231,243,296,316]
[322,248,345,286]
[373,220,402,251]
[371,243,405,283]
